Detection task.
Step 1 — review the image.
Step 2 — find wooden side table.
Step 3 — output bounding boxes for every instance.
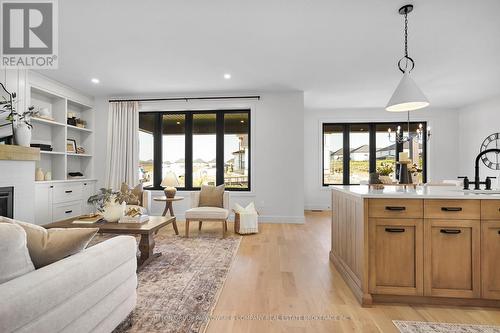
[153,196,183,235]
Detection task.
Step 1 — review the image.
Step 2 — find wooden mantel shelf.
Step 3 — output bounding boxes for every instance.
[0,144,40,161]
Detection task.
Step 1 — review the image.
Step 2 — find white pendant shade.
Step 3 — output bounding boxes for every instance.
[386,72,430,112]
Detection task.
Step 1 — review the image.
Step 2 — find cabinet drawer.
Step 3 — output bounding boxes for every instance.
[424,200,480,219]
[53,183,82,204]
[368,199,423,218]
[481,200,500,220]
[53,201,82,222]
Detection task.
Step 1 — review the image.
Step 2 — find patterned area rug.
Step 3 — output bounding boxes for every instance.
[394,321,500,333]
[91,231,241,333]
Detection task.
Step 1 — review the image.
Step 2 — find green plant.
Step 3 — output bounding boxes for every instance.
[377,162,394,176]
[87,188,137,213]
[0,92,37,128]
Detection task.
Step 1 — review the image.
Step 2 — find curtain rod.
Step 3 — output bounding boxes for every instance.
[108,95,261,103]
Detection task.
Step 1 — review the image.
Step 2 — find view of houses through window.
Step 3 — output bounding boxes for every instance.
[323,122,426,185]
[139,110,250,190]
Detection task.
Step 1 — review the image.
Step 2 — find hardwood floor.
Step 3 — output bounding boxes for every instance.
[198,211,500,333]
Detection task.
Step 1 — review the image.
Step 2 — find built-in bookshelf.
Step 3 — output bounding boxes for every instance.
[29,84,94,182]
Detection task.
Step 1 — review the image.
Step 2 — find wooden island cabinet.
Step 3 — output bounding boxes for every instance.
[330,186,500,307]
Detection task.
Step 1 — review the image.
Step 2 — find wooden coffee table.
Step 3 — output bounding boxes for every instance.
[45,216,175,269]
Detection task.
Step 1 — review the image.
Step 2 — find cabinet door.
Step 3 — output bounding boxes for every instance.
[369,218,423,295]
[34,184,53,225]
[482,221,500,299]
[424,219,480,298]
[81,181,96,214]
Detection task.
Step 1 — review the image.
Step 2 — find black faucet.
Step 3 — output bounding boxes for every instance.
[459,148,500,190]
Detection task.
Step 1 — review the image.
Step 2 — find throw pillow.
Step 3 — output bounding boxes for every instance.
[198,184,225,208]
[1,217,98,269]
[234,202,257,214]
[0,223,35,283]
[120,182,143,206]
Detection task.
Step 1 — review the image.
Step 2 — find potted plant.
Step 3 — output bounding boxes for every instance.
[87,188,138,222]
[409,163,423,184]
[2,92,37,147]
[377,162,394,184]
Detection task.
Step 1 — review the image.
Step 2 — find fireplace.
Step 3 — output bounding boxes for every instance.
[0,186,13,218]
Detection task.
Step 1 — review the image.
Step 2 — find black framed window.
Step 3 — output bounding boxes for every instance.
[322,122,427,186]
[139,109,251,191]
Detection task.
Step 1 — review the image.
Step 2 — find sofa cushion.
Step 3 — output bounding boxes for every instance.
[1,217,98,269]
[198,184,224,208]
[185,207,229,220]
[0,223,35,284]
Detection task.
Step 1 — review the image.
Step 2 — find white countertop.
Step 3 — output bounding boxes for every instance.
[331,185,500,200]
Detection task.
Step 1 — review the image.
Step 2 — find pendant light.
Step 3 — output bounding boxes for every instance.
[386,4,429,112]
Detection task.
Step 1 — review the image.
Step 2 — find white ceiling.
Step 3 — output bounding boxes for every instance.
[39,0,500,109]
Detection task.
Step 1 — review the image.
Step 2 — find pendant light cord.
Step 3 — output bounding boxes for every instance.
[397,7,415,73]
[404,12,409,59]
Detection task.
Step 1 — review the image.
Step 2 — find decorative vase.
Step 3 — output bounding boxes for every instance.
[14,122,32,147]
[102,200,126,222]
[44,171,52,181]
[35,168,44,181]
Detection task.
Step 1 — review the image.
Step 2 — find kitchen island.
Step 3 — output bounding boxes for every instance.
[330,185,500,307]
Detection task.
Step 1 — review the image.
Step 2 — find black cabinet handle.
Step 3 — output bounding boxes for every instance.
[65,210,73,214]
[385,228,405,233]
[65,190,73,193]
[441,207,462,212]
[50,186,54,188]
[440,229,461,234]
[498,230,500,235]
[385,206,406,211]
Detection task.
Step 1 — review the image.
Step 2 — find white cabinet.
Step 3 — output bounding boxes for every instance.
[81,181,96,214]
[34,183,53,225]
[34,180,97,225]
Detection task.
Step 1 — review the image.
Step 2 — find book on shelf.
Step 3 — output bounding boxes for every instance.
[119,215,149,224]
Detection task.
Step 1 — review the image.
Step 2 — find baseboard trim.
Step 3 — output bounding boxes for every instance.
[304,204,330,210]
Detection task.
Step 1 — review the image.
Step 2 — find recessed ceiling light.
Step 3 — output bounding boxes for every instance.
[223,73,231,80]
[176,121,181,125]
[91,78,100,84]
[240,120,244,123]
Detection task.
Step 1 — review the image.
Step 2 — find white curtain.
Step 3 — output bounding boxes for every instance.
[105,101,139,190]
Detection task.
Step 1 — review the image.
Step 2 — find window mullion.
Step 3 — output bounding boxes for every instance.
[343,124,350,185]
[216,112,224,186]
[153,113,163,188]
[185,113,193,189]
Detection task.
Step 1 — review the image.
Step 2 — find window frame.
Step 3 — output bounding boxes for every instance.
[140,109,251,191]
[322,121,427,186]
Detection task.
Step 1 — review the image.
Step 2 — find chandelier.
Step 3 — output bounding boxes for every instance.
[386,4,431,144]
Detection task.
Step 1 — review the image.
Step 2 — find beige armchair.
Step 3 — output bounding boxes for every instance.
[185,191,230,237]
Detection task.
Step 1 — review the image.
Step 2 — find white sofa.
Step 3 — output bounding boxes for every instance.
[0,236,137,333]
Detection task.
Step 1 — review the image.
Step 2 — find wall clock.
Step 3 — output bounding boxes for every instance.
[480,133,500,170]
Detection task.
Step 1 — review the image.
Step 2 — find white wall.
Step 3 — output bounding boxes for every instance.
[304,107,460,210]
[94,92,305,223]
[458,95,500,179]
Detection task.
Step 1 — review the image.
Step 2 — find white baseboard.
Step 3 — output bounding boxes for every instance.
[304,204,330,211]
